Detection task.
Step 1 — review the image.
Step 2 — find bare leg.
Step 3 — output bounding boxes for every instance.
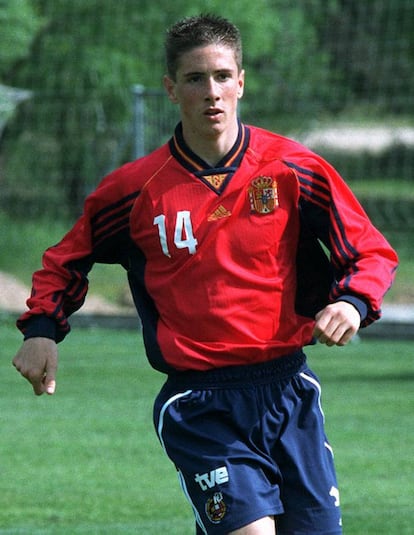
[228,515,276,535]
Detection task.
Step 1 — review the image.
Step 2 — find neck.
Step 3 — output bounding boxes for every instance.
[181,122,240,166]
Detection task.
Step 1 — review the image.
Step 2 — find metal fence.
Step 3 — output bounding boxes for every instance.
[130,89,414,231]
[1,0,413,229]
[1,83,413,229]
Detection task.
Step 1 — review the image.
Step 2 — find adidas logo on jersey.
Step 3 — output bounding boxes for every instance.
[208,205,232,221]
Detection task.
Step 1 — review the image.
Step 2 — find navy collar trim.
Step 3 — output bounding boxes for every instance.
[169,122,250,194]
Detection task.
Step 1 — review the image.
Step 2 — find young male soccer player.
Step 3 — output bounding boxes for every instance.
[13,14,398,535]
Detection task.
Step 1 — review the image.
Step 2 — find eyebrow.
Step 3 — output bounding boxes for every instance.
[182,68,235,78]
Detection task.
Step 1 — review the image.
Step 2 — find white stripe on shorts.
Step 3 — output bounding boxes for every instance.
[178,469,208,534]
[156,390,208,533]
[299,371,325,423]
[157,389,192,451]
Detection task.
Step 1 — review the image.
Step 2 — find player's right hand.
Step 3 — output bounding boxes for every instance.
[12,337,58,396]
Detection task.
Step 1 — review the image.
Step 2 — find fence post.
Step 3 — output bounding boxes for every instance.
[0,84,33,140]
[131,84,145,159]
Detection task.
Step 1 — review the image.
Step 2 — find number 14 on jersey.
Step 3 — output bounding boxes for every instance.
[154,211,198,257]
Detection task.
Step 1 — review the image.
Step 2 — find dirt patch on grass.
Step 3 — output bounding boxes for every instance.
[0,271,128,314]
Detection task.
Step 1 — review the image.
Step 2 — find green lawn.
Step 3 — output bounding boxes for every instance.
[2,318,413,534]
[347,179,414,200]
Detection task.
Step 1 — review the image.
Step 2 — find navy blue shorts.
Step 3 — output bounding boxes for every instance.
[153,351,342,534]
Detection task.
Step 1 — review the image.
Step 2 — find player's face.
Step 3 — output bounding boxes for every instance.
[164,44,244,148]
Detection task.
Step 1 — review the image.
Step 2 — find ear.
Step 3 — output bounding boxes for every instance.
[163,75,179,104]
[237,69,245,99]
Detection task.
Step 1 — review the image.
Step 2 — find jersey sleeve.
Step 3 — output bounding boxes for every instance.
[286,155,398,327]
[16,166,140,342]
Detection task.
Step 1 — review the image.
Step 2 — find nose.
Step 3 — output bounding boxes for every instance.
[205,77,220,101]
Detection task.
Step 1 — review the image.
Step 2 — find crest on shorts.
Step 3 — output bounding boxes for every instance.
[248,176,278,214]
[205,492,227,524]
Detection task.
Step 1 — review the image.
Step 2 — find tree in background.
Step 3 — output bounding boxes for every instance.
[3,0,163,214]
[0,0,43,80]
[0,1,42,137]
[4,0,332,215]
[318,0,414,115]
[1,0,412,217]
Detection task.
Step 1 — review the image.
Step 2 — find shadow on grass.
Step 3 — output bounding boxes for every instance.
[325,372,414,383]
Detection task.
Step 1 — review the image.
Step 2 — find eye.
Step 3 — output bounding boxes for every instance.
[186,74,202,84]
[216,71,233,82]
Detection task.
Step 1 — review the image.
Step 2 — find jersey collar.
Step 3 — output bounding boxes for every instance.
[169,121,250,194]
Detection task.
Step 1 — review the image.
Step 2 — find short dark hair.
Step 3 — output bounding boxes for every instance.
[165,14,243,80]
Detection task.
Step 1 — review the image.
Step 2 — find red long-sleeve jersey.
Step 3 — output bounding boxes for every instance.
[18,123,398,373]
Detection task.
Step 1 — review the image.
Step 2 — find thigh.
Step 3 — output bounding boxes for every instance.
[274,367,342,534]
[154,384,283,534]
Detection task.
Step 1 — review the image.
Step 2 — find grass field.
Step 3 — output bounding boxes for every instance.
[1,317,413,534]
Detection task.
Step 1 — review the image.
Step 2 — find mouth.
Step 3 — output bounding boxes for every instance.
[204,108,223,118]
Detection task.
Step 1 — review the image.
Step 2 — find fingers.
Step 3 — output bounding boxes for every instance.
[314,322,354,347]
[13,361,50,395]
[42,350,57,395]
[43,369,57,395]
[12,338,58,396]
[30,374,56,396]
[32,373,48,396]
[31,371,56,395]
[13,361,43,395]
[313,302,361,347]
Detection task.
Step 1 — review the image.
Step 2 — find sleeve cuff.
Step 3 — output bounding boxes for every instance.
[336,295,368,322]
[23,315,58,341]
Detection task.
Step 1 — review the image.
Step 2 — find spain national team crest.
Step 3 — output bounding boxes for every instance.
[248,176,278,214]
[205,492,227,524]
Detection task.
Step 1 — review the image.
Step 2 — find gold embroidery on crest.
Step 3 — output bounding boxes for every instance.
[248,176,278,214]
[205,492,227,524]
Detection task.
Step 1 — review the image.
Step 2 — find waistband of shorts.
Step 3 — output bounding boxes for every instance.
[167,350,306,389]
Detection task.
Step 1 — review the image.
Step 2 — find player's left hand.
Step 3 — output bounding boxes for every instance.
[313,301,361,347]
